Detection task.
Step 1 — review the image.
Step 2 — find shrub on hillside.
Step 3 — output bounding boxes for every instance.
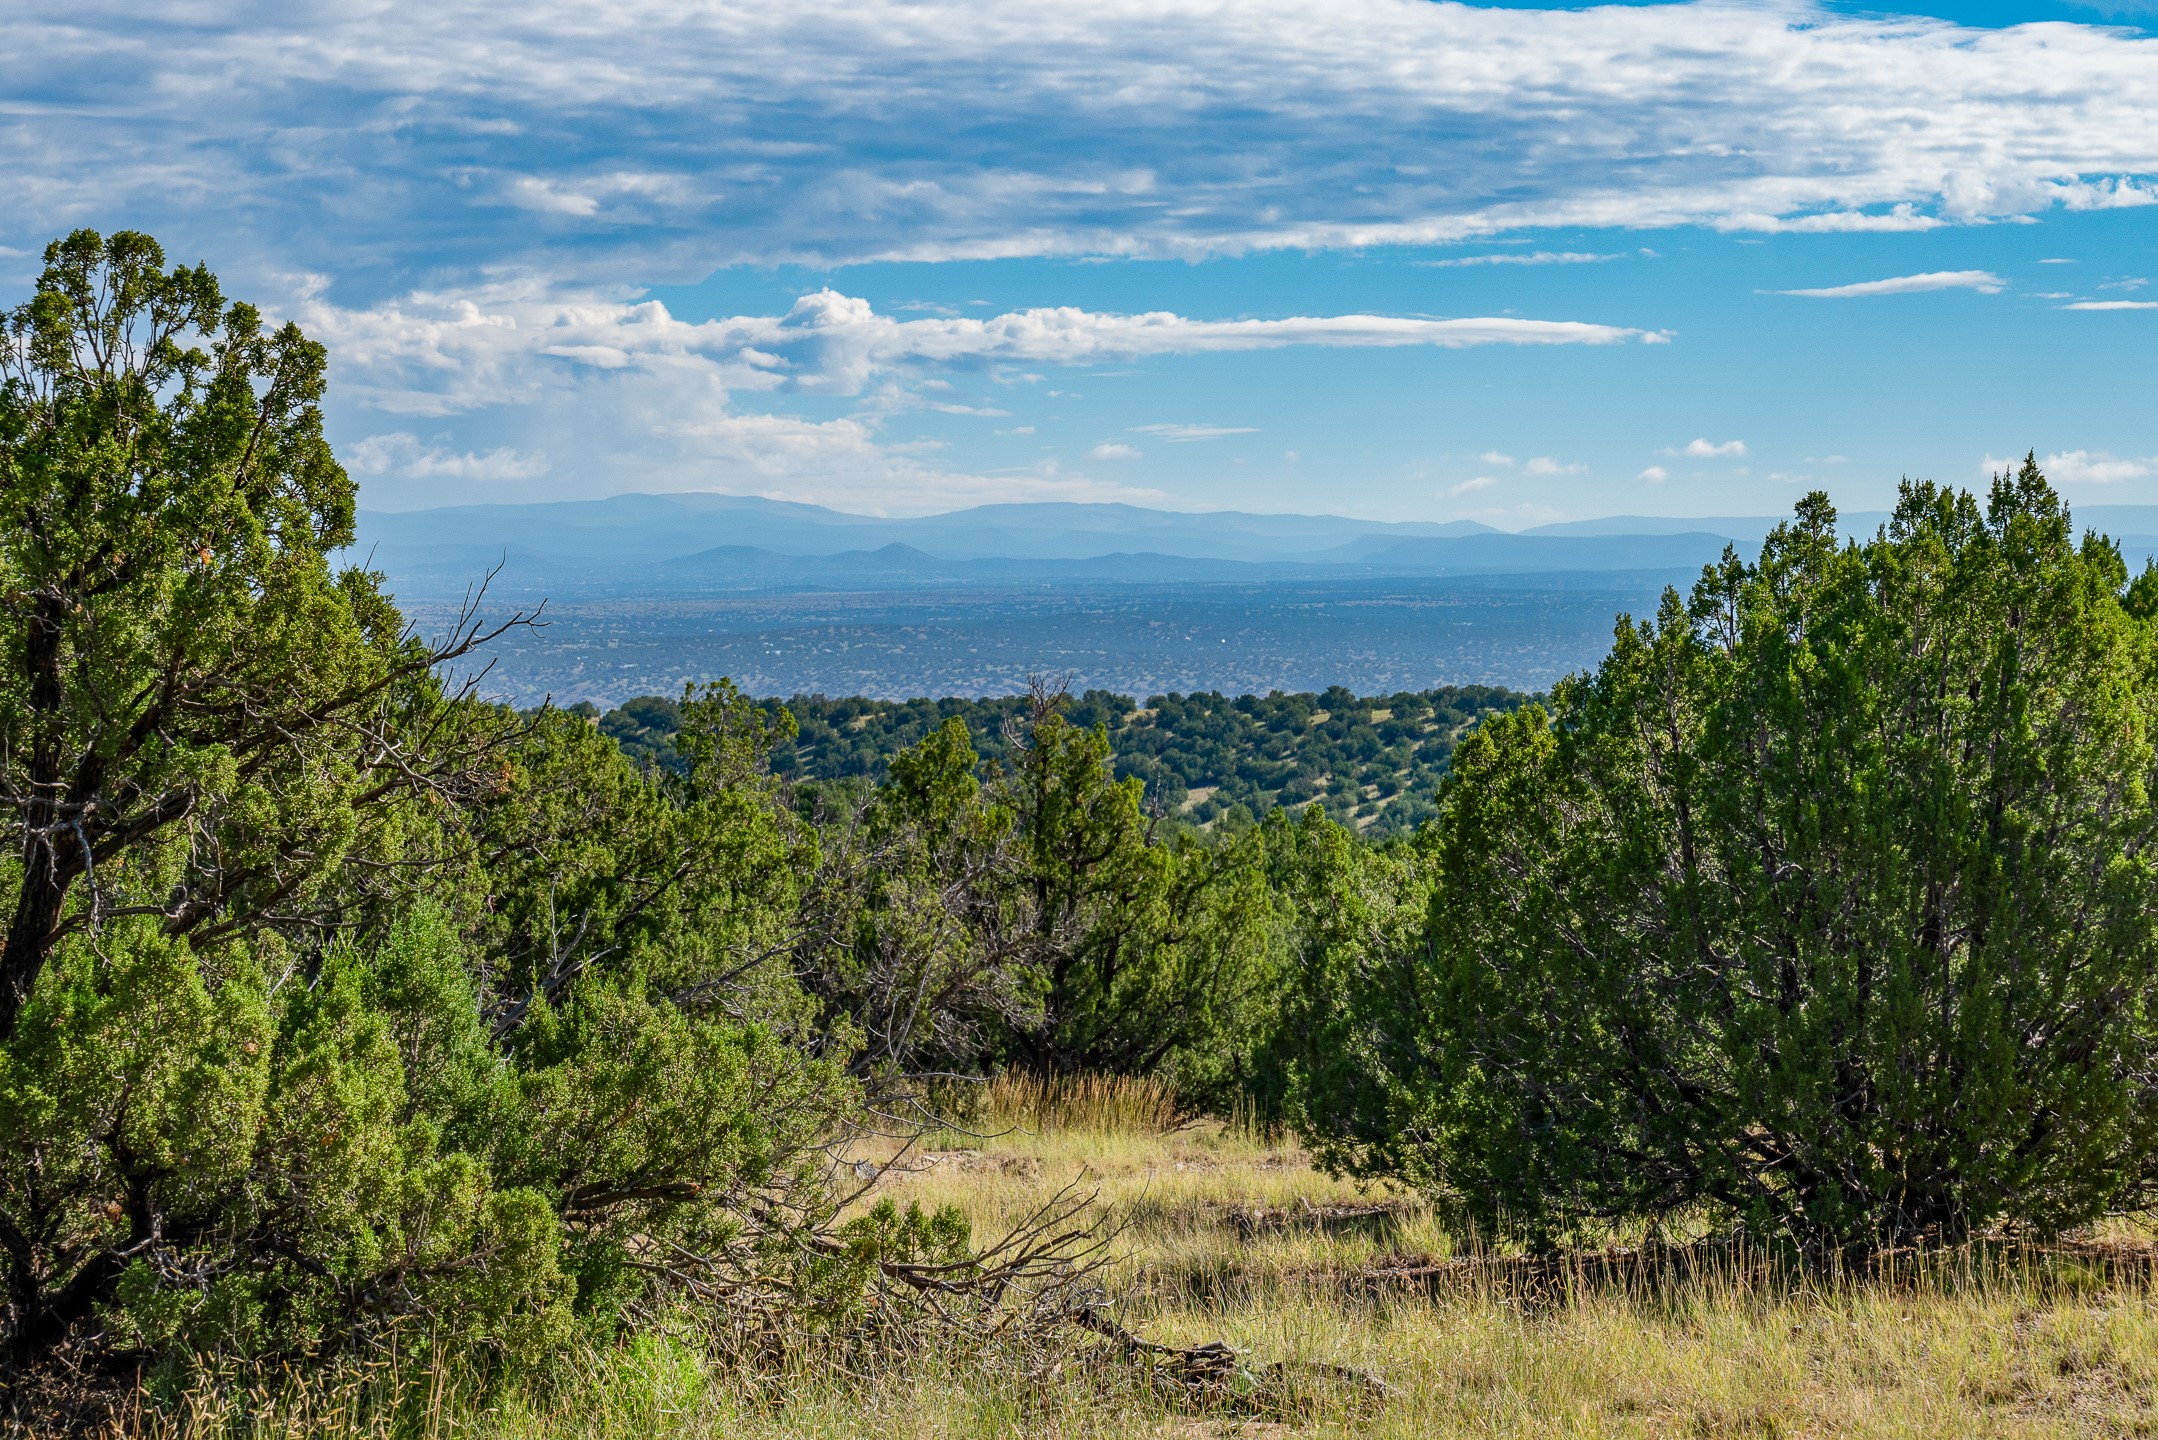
[0,232,937,1388]
[803,689,1277,1100]
[1297,469,2158,1254]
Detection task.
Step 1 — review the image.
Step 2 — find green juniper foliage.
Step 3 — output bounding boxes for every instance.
[0,229,497,1370]
[1296,468,2158,1252]
[11,225,2158,1406]
[595,684,1524,835]
[1254,803,1437,1130]
[0,235,886,1384]
[0,229,420,1040]
[797,691,1276,1102]
[994,691,1273,1091]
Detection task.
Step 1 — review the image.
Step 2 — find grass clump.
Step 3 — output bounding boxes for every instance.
[91,1086,2158,1440]
[965,1071,1186,1137]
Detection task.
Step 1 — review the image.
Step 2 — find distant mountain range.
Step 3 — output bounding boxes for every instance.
[350,493,2158,601]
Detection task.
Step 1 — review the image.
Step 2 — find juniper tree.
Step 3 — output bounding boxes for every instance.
[1301,466,2158,1254]
[0,237,867,1383]
[0,229,509,1041]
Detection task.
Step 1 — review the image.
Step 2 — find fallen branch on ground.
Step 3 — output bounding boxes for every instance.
[1072,1303,1394,1414]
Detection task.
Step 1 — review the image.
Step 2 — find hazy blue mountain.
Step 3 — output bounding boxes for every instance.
[352,494,1740,600]
[1316,531,1737,570]
[354,492,2158,602]
[352,493,1502,578]
[638,535,1762,590]
[361,494,2158,705]
[855,501,1498,559]
[1519,514,1879,543]
[354,495,1691,701]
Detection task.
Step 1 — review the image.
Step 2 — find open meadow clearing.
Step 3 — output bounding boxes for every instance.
[116,1077,2158,1440]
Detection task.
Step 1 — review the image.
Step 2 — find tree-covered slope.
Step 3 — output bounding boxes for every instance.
[582,683,1528,834]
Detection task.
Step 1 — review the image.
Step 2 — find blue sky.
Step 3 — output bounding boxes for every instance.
[5,0,2156,524]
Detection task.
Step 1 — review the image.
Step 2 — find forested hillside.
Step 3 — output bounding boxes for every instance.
[582,683,1527,833]
[11,234,2158,1435]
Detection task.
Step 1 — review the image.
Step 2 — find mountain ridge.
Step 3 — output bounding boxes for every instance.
[350,492,2158,601]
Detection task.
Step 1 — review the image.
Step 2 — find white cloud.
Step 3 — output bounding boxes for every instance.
[2062,300,2158,310]
[2040,449,2156,483]
[1130,423,1260,442]
[500,176,601,218]
[1779,270,2005,298]
[309,284,1261,511]
[6,2,2158,271]
[1448,476,1498,498]
[1089,441,1142,460]
[1638,466,1669,484]
[1478,450,1517,467]
[345,432,549,481]
[1419,251,1626,268]
[1679,438,1748,459]
[736,291,1656,382]
[302,283,1655,416]
[2039,257,2076,264]
[924,401,1012,416]
[291,280,1662,506]
[1523,456,1584,476]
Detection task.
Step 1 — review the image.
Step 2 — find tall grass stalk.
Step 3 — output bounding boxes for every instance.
[966,1071,1183,1135]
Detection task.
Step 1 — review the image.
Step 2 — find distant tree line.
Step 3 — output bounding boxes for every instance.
[581,682,1525,836]
[7,231,2158,1405]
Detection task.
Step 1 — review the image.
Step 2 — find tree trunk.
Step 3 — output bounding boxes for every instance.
[0,594,70,1043]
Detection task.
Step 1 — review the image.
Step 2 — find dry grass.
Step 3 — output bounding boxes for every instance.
[945,1070,1187,1137]
[93,1075,2158,1439]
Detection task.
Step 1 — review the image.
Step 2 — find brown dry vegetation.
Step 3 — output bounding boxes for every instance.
[88,1075,2158,1440]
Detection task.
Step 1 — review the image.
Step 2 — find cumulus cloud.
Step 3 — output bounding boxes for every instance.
[2062,299,2158,309]
[302,283,1641,507]
[302,283,1659,416]
[2040,449,2156,483]
[1448,476,1498,497]
[1778,270,2005,298]
[1638,466,1669,483]
[5,2,2158,274]
[1678,439,1748,459]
